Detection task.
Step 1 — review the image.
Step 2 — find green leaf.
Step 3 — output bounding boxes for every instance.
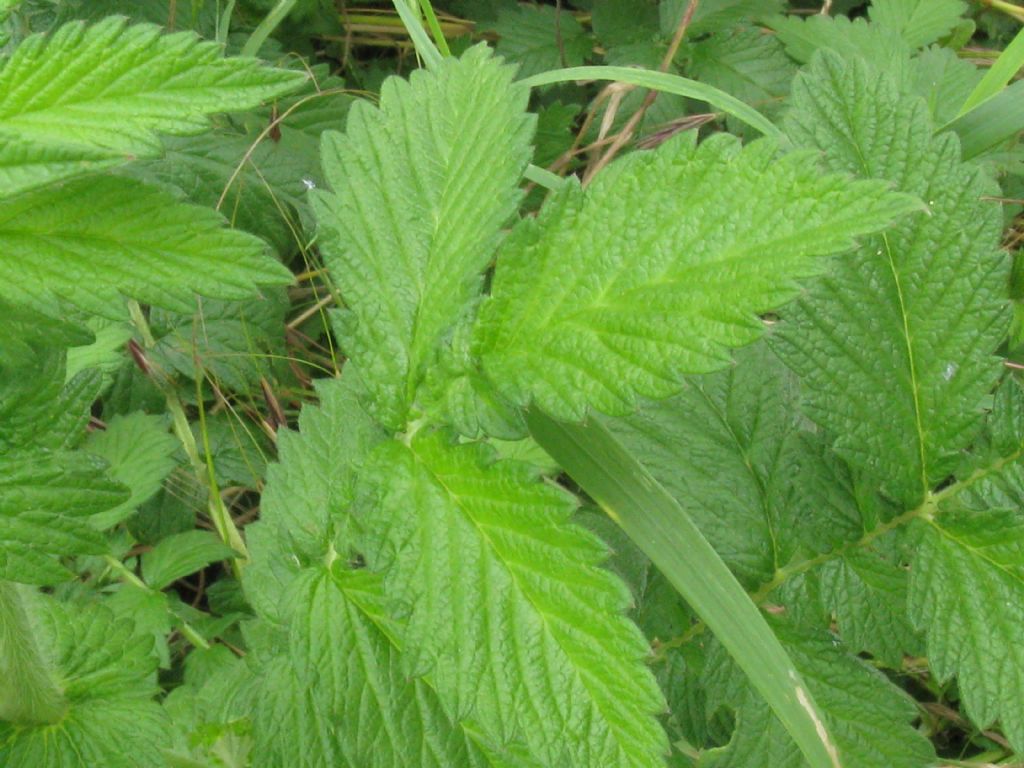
[85,412,178,530]
[699,621,935,767]
[0,451,125,584]
[0,17,306,194]
[65,317,134,384]
[767,15,910,68]
[270,565,517,767]
[312,45,534,430]
[245,377,526,767]
[244,375,385,623]
[491,5,591,80]
[476,131,920,421]
[0,299,92,369]
[817,548,920,668]
[909,508,1024,751]
[0,353,98,452]
[0,598,170,767]
[142,531,238,591]
[775,53,1010,508]
[0,175,292,317]
[867,0,967,49]
[359,431,669,767]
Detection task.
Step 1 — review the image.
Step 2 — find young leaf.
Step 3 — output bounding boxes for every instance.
[0,17,306,194]
[476,131,919,421]
[148,290,290,392]
[767,15,910,68]
[0,176,292,317]
[85,412,178,530]
[775,52,1010,508]
[312,45,534,430]
[358,431,669,767]
[687,26,795,125]
[662,0,783,38]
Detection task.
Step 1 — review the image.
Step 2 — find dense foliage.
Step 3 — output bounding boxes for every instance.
[1,1,1023,766]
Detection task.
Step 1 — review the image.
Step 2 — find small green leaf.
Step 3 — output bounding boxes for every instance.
[142,531,238,591]
[867,0,967,49]
[85,413,178,530]
[492,5,590,80]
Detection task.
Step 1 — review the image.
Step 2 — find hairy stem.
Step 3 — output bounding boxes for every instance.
[0,581,66,725]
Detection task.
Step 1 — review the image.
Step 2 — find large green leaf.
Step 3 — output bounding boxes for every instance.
[0,598,170,767]
[358,431,669,767]
[244,378,529,767]
[775,53,1010,508]
[475,131,919,421]
[312,45,534,430]
[0,176,292,316]
[0,17,306,195]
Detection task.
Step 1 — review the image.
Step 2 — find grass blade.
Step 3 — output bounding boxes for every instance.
[525,408,843,768]
[519,65,784,140]
[392,0,443,70]
[943,79,1024,159]
[957,25,1024,116]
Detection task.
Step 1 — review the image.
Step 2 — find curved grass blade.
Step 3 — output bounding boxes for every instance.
[525,408,843,768]
[519,65,784,140]
[957,25,1024,116]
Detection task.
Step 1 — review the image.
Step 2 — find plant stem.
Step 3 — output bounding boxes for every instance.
[978,0,1024,23]
[126,301,249,576]
[102,557,212,651]
[241,0,296,58]
[0,581,66,725]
